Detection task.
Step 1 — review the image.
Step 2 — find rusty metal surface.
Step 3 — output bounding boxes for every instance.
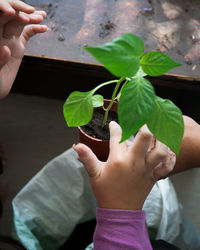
[25,0,200,79]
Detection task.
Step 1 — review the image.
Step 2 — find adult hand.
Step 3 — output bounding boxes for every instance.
[0,0,47,99]
[73,121,176,210]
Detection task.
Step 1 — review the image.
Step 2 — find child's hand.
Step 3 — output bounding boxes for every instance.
[73,121,176,210]
[0,0,35,16]
[0,0,47,99]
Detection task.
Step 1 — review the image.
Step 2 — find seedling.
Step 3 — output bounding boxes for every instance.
[63,33,184,154]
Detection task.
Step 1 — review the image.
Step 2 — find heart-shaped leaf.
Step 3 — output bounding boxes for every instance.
[92,94,104,107]
[140,51,181,76]
[147,97,184,154]
[118,77,156,141]
[63,91,93,126]
[84,33,144,77]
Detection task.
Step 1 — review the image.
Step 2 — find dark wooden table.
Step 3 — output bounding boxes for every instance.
[24,0,200,81]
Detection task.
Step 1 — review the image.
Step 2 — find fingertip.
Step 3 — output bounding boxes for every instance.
[137,125,153,142]
[73,143,98,164]
[29,6,35,12]
[6,8,16,15]
[24,6,35,14]
[131,125,153,157]
[32,25,48,33]
[139,124,151,134]
[73,143,79,153]
[109,121,121,132]
[73,144,100,178]
[109,121,122,139]
[40,25,48,32]
[40,10,47,18]
[73,143,87,156]
[109,120,117,127]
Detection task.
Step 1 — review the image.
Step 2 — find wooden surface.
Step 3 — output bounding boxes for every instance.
[25,0,200,80]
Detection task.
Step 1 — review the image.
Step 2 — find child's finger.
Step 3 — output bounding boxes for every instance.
[20,12,45,24]
[109,121,127,158]
[22,24,47,44]
[0,1,15,15]
[17,10,46,24]
[153,148,176,179]
[0,9,45,26]
[130,125,153,159]
[10,0,35,14]
[3,11,46,38]
[32,10,46,18]
[73,143,101,178]
[146,140,170,169]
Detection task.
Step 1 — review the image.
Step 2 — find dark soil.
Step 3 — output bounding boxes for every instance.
[81,108,118,140]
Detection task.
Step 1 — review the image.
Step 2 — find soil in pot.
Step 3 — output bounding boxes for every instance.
[80,108,118,140]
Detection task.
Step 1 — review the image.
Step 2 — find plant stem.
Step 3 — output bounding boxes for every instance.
[116,79,129,101]
[92,79,118,93]
[102,77,124,127]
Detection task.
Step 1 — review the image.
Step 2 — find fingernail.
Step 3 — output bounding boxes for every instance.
[73,143,82,153]
[109,121,118,127]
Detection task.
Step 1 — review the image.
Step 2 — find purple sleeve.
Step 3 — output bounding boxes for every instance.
[93,208,152,250]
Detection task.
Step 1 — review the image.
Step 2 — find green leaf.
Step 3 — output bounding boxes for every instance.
[147,97,184,154]
[118,77,156,141]
[140,51,181,76]
[134,66,147,78]
[84,33,144,78]
[92,94,104,107]
[63,91,93,127]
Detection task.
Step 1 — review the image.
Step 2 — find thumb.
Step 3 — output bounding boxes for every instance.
[73,143,101,178]
[22,24,47,45]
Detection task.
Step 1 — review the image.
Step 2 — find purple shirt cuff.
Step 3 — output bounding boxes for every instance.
[94,208,152,250]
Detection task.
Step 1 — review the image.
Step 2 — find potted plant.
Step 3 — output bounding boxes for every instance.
[63,33,184,160]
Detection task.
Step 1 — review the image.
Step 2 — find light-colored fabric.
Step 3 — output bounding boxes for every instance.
[144,178,181,243]
[13,148,97,250]
[171,168,200,235]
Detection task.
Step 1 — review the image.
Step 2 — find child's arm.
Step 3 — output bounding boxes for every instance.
[0,0,47,99]
[94,208,152,250]
[73,122,175,249]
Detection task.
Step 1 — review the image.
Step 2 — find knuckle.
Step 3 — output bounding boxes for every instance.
[163,163,173,172]
[157,150,167,160]
[110,157,124,167]
[139,130,152,141]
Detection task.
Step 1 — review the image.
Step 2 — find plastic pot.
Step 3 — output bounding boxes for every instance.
[78,99,118,161]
